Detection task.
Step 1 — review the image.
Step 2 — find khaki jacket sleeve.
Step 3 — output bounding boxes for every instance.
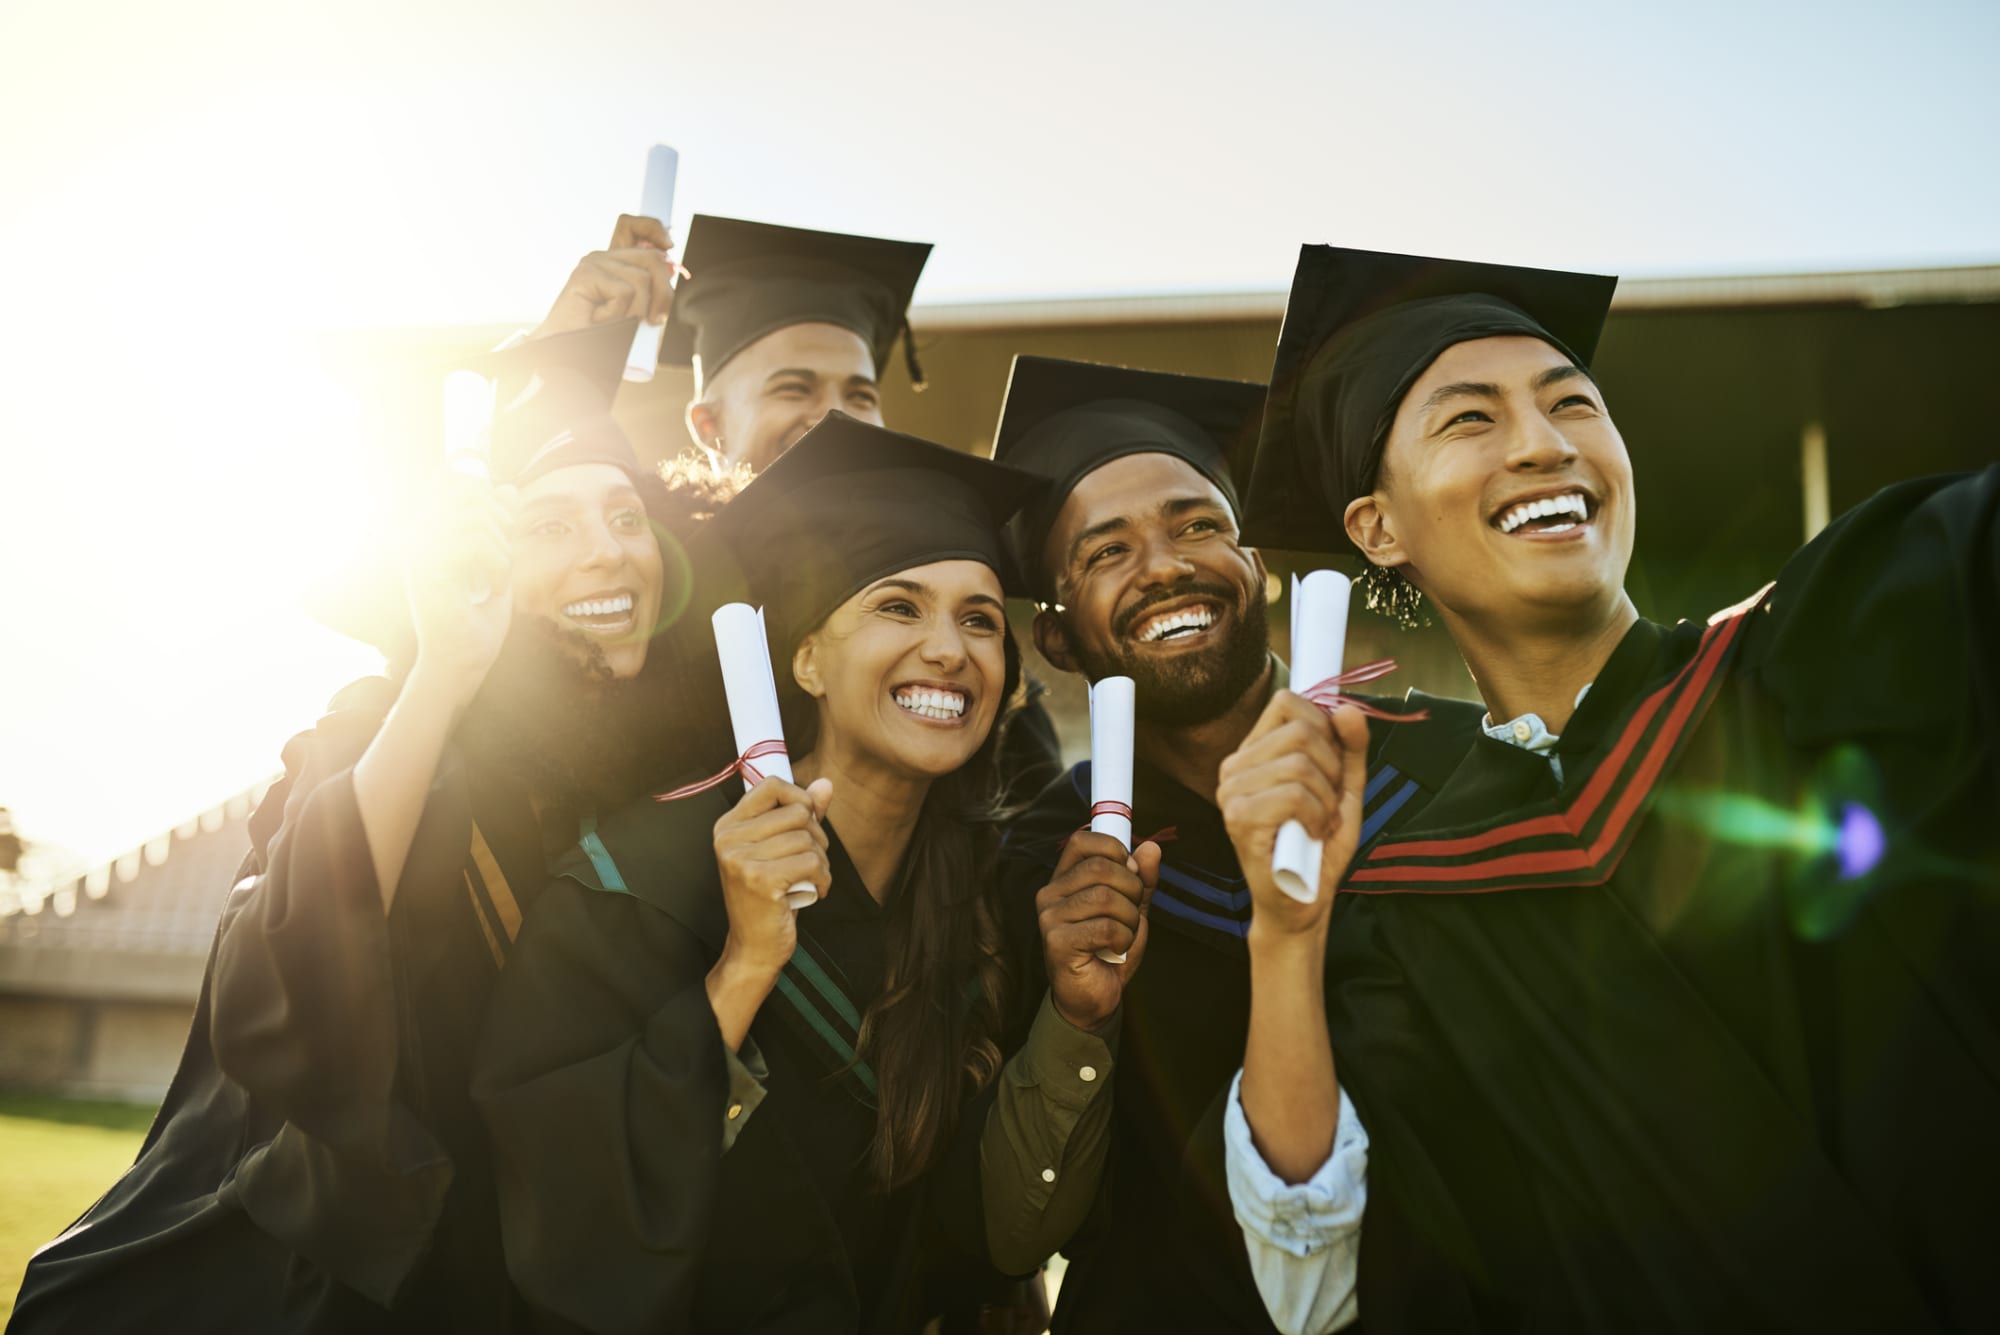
[981,992,1120,1274]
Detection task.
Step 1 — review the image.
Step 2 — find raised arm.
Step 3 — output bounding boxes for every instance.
[1214,690,1373,1331]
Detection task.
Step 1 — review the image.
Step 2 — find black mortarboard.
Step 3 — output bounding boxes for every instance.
[471,318,641,486]
[989,356,1266,601]
[701,411,1045,652]
[660,216,933,390]
[1241,245,1617,552]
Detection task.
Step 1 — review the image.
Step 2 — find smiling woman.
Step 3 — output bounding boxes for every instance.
[507,463,667,677]
[6,360,736,1332]
[471,413,1087,1334]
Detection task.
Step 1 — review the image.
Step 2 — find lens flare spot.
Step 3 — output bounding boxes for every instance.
[1837,802,1885,880]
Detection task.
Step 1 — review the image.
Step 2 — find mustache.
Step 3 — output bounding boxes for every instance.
[1111,579,1243,640]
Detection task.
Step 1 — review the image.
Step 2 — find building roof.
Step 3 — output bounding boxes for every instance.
[0,781,275,1001]
[909,263,2000,331]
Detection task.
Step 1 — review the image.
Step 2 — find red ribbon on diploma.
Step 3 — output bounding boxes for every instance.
[655,739,791,802]
[1064,803,1178,851]
[1297,659,1431,722]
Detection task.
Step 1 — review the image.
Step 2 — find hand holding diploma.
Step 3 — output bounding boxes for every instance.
[712,772,833,1001]
[1089,677,1137,963]
[531,149,682,344]
[1271,572,1351,903]
[1035,676,1160,1032]
[399,372,513,700]
[711,603,823,910]
[1217,592,1372,936]
[623,145,680,381]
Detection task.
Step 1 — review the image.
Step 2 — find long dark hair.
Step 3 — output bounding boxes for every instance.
[774,625,1022,1192]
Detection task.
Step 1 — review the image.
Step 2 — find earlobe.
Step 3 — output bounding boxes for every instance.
[1031,609,1077,674]
[686,400,722,453]
[1343,495,1407,570]
[791,637,825,699]
[1247,545,1268,586]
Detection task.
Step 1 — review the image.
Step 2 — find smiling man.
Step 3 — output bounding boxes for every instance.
[1226,244,2000,1331]
[519,216,1065,798]
[529,213,931,472]
[987,356,1479,1334]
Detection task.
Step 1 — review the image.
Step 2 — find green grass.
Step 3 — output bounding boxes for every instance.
[0,1092,157,1320]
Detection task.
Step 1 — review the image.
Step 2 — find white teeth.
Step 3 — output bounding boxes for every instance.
[893,687,966,720]
[562,594,635,617]
[1496,493,1589,534]
[1137,605,1219,642]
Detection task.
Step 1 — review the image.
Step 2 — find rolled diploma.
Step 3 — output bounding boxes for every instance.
[624,143,681,382]
[1089,676,1136,963]
[442,370,495,604]
[1272,571,1352,903]
[712,603,817,909]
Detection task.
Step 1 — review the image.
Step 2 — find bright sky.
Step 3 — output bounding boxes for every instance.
[1,0,1995,868]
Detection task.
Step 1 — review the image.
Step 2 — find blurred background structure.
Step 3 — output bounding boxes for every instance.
[6,260,1997,1102]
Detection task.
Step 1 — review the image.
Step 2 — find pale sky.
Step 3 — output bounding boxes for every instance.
[1,0,1995,869]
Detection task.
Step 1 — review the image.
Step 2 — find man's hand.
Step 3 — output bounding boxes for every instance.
[402,475,517,706]
[530,213,680,340]
[1036,832,1161,1032]
[1216,692,1370,941]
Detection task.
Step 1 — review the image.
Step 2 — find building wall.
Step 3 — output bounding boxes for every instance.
[0,993,192,1104]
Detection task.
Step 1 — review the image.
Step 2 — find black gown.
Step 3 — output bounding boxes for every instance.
[996,684,1484,1334]
[1326,467,2000,1332]
[473,785,995,1335]
[8,678,545,1334]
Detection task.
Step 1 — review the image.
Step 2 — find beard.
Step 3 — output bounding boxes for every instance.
[456,614,734,819]
[1066,578,1271,728]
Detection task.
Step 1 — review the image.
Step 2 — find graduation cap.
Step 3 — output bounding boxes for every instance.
[470,318,642,486]
[702,411,1046,651]
[659,215,933,392]
[1241,245,1617,553]
[989,355,1266,601]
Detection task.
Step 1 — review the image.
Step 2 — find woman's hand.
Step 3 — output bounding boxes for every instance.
[403,475,517,708]
[707,776,834,1048]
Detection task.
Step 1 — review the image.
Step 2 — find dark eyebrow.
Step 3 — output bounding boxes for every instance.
[1064,515,1133,570]
[1535,364,1592,391]
[762,367,881,391]
[1062,492,1230,570]
[1417,381,1499,414]
[1164,494,1230,521]
[867,576,1003,612]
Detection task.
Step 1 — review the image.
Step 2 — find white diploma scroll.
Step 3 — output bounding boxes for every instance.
[1089,675,1136,964]
[623,143,681,383]
[1271,571,1353,903]
[442,370,495,605]
[711,603,818,910]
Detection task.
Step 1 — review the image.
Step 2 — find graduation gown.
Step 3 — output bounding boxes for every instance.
[996,680,1483,1334]
[473,787,993,1335]
[1326,467,2000,1333]
[8,678,545,1334]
